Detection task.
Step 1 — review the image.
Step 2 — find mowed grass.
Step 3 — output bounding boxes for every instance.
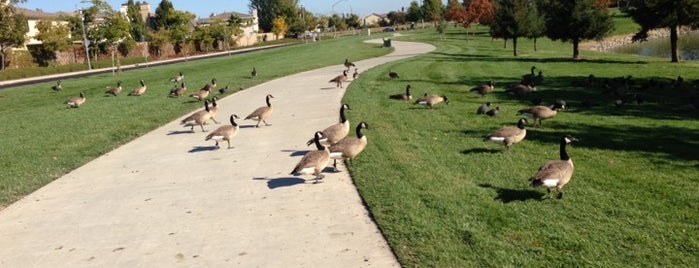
[343,27,699,266]
[0,35,392,206]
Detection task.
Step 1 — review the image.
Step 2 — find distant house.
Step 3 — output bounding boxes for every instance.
[196,9,263,47]
[118,1,156,31]
[361,13,388,27]
[15,7,73,48]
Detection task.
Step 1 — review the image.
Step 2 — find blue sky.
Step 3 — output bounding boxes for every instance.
[17,0,416,18]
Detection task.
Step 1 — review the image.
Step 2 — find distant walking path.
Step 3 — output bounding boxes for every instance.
[0,37,435,267]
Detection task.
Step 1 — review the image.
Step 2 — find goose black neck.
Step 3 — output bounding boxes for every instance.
[340,105,347,123]
[517,120,526,129]
[230,116,238,126]
[314,133,326,150]
[355,124,365,138]
[559,139,570,161]
[266,95,272,107]
[406,86,411,95]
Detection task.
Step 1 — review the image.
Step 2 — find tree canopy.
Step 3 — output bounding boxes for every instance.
[0,1,28,71]
[249,0,298,33]
[541,0,614,59]
[489,0,546,56]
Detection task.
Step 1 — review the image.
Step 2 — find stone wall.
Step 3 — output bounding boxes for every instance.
[580,27,697,52]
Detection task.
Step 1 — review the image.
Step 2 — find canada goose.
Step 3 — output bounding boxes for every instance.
[251,67,257,78]
[208,97,221,124]
[205,114,240,149]
[290,131,331,183]
[169,82,186,97]
[105,81,122,96]
[169,72,184,83]
[128,80,147,96]
[483,118,528,151]
[218,86,229,95]
[307,103,351,146]
[245,94,274,127]
[352,68,359,80]
[532,71,544,85]
[389,70,400,79]
[343,59,355,71]
[517,103,565,127]
[530,135,579,199]
[181,100,212,132]
[329,70,348,88]
[328,121,369,171]
[51,80,62,91]
[505,80,536,98]
[65,92,86,108]
[476,102,491,114]
[549,100,568,110]
[389,85,413,100]
[191,79,216,100]
[486,106,500,117]
[414,94,449,108]
[470,80,494,97]
[522,66,536,82]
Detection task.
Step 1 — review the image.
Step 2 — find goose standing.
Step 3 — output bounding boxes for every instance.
[128,80,147,96]
[328,121,369,171]
[190,79,215,100]
[415,94,449,108]
[517,102,564,127]
[205,114,240,149]
[291,131,331,183]
[389,70,400,79]
[389,85,413,100]
[329,70,348,88]
[343,59,356,71]
[65,92,86,108]
[530,135,579,199]
[245,94,275,127]
[105,81,122,96]
[307,104,351,146]
[352,68,359,80]
[483,118,528,151]
[251,67,257,78]
[208,97,221,124]
[180,100,212,132]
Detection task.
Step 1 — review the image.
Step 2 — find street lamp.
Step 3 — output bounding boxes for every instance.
[79,9,92,70]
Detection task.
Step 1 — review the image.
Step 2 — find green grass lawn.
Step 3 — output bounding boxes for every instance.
[343,27,699,266]
[1,23,698,267]
[0,34,392,206]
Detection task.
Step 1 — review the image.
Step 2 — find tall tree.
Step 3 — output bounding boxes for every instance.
[465,0,495,26]
[541,0,614,59]
[35,20,72,64]
[489,0,545,56]
[444,0,465,25]
[153,0,175,31]
[271,16,288,39]
[0,1,28,71]
[406,1,423,22]
[249,0,299,33]
[168,10,195,54]
[626,0,699,62]
[126,0,146,41]
[422,0,443,22]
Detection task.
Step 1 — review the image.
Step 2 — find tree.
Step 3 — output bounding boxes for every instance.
[250,0,299,33]
[464,0,495,26]
[328,14,347,31]
[422,0,443,22]
[406,1,423,23]
[148,28,170,57]
[153,0,175,31]
[0,1,28,71]
[541,0,614,59]
[387,11,407,26]
[444,0,465,25]
[626,0,699,62]
[126,0,146,41]
[168,10,195,54]
[345,14,360,29]
[489,0,545,56]
[192,25,213,52]
[35,20,72,64]
[271,16,287,39]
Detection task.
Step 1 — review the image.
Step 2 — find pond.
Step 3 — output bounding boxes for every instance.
[613,32,699,61]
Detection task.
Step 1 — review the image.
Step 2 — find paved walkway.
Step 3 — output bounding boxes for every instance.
[0,39,435,267]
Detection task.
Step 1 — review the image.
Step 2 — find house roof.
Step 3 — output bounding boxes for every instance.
[198,11,253,25]
[15,7,74,20]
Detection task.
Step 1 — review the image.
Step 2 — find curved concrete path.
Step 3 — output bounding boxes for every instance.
[0,39,435,267]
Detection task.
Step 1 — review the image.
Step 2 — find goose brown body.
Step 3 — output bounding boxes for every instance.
[65,92,86,108]
[181,100,212,132]
[205,114,240,148]
[245,94,274,127]
[291,131,331,182]
[484,118,528,151]
[51,80,62,91]
[169,72,184,83]
[208,97,221,124]
[169,82,186,97]
[343,59,355,71]
[517,103,564,126]
[530,135,579,199]
[390,85,413,100]
[307,104,351,146]
[470,80,494,97]
[128,80,147,96]
[105,81,122,96]
[505,81,536,98]
[328,121,369,171]
[415,94,449,108]
[329,70,348,88]
[191,79,216,100]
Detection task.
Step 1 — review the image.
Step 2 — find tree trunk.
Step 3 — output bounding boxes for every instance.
[513,37,518,56]
[670,25,679,63]
[534,38,538,52]
[573,39,580,59]
[1,52,5,71]
[504,38,508,49]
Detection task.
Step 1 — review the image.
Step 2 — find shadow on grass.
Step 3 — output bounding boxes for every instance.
[188,146,218,153]
[478,183,544,203]
[461,148,501,154]
[427,51,647,64]
[253,177,307,189]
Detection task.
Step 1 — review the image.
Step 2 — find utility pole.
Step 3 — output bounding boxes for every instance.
[79,9,92,70]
